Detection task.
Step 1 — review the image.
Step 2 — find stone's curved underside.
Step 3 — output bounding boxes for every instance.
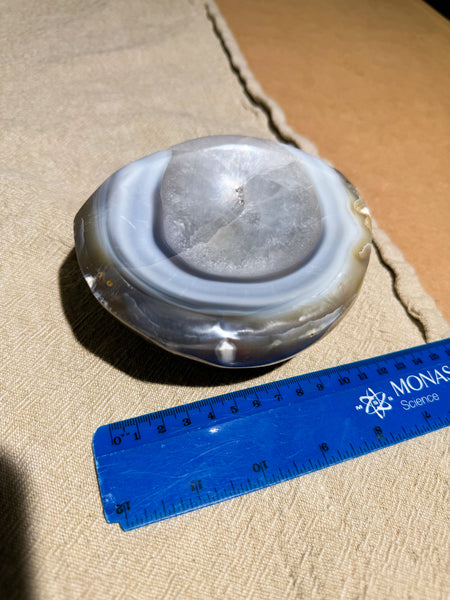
[74,136,372,367]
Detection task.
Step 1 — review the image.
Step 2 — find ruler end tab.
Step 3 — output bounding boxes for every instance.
[92,423,112,457]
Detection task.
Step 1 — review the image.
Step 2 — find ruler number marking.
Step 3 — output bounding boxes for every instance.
[190,480,202,493]
[319,442,329,462]
[252,460,268,473]
[373,426,384,440]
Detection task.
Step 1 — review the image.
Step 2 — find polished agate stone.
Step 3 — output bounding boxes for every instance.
[74,136,371,367]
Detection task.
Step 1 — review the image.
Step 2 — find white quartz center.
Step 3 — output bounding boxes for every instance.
[159,137,322,281]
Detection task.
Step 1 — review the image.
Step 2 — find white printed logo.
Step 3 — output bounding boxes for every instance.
[356,388,393,419]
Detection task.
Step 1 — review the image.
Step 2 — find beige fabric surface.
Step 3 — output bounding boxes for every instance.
[1,1,449,599]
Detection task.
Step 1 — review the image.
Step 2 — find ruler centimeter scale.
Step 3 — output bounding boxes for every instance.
[93,339,450,530]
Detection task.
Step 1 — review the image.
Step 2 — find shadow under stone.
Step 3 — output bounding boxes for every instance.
[59,248,276,387]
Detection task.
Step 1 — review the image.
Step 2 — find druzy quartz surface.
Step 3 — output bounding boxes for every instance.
[74,136,372,367]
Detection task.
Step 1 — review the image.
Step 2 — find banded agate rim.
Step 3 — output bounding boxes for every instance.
[74,136,372,367]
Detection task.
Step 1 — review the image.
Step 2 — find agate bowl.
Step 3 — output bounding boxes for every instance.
[74,136,371,367]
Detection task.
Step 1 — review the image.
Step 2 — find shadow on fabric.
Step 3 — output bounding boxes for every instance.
[0,455,32,600]
[59,248,276,386]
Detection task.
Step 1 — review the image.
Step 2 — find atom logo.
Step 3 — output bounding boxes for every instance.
[356,388,392,419]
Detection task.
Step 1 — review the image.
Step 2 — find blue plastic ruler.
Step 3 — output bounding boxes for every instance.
[93,339,450,530]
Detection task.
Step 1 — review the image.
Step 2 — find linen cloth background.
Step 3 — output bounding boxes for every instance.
[1,1,449,599]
